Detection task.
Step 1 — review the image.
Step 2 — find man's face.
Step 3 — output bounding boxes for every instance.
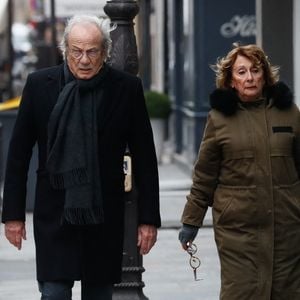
[66,23,105,80]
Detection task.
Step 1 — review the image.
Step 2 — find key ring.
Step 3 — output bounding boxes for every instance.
[186,242,202,281]
[187,242,197,255]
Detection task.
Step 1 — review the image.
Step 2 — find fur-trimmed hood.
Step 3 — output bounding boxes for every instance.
[209,81,293,116]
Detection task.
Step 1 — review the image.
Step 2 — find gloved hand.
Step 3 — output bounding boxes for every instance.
[178,224,199,250]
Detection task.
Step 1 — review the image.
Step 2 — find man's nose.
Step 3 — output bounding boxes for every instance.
[80,53,90,64]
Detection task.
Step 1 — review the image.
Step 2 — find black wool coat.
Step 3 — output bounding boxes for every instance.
[1,64,161,283]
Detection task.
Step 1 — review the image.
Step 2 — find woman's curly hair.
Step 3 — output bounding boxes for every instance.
[211,43,280,89]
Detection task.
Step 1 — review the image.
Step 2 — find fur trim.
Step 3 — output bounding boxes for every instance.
[209,81,293,116]
[267,81,293,110]
[210,88,240,116]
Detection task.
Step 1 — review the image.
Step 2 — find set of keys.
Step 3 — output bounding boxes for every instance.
[186,242,202,281]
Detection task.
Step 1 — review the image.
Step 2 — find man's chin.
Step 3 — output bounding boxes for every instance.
[77,72,93,80]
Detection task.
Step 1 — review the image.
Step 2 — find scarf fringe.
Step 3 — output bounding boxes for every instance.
[49,168,89,189]
[62,207,104,225]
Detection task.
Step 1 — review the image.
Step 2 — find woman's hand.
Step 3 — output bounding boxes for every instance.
[178,224,199,250]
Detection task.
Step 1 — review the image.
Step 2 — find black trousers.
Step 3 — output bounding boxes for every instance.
[38,280,113,300]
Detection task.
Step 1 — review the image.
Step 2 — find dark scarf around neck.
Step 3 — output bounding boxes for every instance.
[46,63,109,225]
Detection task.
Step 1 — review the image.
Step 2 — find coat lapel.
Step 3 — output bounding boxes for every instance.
[98,68,124,133]
[45,65,64,112]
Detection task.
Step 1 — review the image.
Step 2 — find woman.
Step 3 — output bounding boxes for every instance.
[179,44,300,299]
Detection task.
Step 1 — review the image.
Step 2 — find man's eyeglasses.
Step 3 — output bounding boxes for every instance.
[68,48,101,60]
[186,242,202,281]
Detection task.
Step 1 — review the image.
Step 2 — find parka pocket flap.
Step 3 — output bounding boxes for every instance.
[270,148,292,157]
[223,150,254,160]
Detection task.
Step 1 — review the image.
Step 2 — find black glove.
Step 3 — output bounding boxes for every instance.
[178,224,199,247]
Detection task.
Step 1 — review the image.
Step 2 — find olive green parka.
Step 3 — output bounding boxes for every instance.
[181,82,300,300]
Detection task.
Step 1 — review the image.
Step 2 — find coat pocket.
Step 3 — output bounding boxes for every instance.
[271,150,298,185]
[275,180,300,224]
[213,185,258,227]
[220,150,256,186]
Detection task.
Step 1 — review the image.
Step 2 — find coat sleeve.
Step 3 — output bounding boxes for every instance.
[293,105,300,177]
[181,112,221,227]
[127,78,161,228]
[1,75,37,223]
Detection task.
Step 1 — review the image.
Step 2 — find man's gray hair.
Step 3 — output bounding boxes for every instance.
[59,14,115,61]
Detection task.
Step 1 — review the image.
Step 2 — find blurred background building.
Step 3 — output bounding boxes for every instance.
[0,0,299,174]
[139,0,300,170]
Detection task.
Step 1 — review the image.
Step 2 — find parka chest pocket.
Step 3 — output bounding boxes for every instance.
[271,126,295,149]
[272,126,293,133]
[270,150,298,184]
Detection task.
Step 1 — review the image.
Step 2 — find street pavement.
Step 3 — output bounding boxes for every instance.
[0,162,221,300]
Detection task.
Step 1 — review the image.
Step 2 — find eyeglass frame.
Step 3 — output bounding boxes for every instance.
[67,47,102,60]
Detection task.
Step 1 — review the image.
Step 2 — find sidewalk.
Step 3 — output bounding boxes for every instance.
[159,162,192,229]
[0,162,219,300]
[158,162,213,228]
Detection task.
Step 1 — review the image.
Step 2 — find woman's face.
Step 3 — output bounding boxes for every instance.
[231,55,265,102]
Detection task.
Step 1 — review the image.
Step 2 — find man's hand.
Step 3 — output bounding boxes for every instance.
[137,224,157,255]
[5,221,26,250]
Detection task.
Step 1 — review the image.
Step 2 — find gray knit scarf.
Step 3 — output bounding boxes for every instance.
[47,63,109,225]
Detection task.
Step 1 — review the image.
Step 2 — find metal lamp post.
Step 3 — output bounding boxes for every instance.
[104,1,149,299]
[104,0,139,75]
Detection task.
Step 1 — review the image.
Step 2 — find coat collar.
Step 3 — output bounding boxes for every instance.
[209,81,293,116]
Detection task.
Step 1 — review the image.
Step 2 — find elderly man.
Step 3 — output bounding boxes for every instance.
[1,15,160,300]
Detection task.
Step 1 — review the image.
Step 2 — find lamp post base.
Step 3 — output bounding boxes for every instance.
[113,267,148,300]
